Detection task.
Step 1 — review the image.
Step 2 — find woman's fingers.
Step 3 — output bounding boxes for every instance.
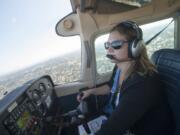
[77,91,91,102]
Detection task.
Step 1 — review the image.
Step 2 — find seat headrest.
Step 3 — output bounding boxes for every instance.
[151,49,180,68]
[151,49,180,135]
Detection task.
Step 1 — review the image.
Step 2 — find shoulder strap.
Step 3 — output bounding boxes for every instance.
[145,19,174,45]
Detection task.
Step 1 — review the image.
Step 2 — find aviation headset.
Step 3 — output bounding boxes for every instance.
[117,21,144,59]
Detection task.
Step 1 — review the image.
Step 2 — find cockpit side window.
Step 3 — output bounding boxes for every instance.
[141,18,175,57]
[95,18,174,76]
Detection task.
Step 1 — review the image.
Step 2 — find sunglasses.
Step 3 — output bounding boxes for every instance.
[104,40,129,50]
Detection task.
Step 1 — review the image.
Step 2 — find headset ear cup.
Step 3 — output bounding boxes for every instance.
[131,40,144,58]
[128,42,133,58]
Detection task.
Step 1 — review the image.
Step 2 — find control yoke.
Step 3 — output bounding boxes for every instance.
[62,92,88,118]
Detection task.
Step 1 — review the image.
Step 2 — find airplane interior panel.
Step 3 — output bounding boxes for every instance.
[0,76,62,135]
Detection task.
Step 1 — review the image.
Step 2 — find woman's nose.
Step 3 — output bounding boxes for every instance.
[107,46,114,52]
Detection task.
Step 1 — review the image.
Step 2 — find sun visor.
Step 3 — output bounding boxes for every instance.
[56,13,80,37]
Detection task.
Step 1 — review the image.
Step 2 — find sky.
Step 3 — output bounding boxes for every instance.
[0,0,81,76]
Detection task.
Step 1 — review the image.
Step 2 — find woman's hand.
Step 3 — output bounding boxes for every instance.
[77,85,110,102]
[77,89,93,102]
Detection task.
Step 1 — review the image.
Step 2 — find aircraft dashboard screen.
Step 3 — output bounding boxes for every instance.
[16,111,30,129]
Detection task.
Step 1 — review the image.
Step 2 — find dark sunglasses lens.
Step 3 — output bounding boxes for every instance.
[111,41,124,49]
[113,45,122,49]
[104,40,127,50]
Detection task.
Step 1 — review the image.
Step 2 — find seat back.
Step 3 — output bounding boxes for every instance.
[151,49,180,135]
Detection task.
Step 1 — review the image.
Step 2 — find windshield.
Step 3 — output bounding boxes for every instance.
[0,0,74,99]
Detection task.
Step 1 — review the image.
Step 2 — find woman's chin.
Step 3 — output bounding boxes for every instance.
[110,59,118,63]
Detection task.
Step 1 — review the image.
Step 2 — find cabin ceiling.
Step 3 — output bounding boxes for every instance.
[56,0,180,37]
[70,0,152,14]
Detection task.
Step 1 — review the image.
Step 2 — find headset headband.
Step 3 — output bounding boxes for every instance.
[120,21,142,40]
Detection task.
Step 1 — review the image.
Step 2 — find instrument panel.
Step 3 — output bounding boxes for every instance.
[0,75,56,135]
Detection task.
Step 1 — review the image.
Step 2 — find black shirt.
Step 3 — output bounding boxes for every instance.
[95,68,174,135]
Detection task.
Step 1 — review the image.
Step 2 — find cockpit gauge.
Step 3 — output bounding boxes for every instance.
[39,83,47,98]
[39,83,46,92]
[31,90,41,105]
